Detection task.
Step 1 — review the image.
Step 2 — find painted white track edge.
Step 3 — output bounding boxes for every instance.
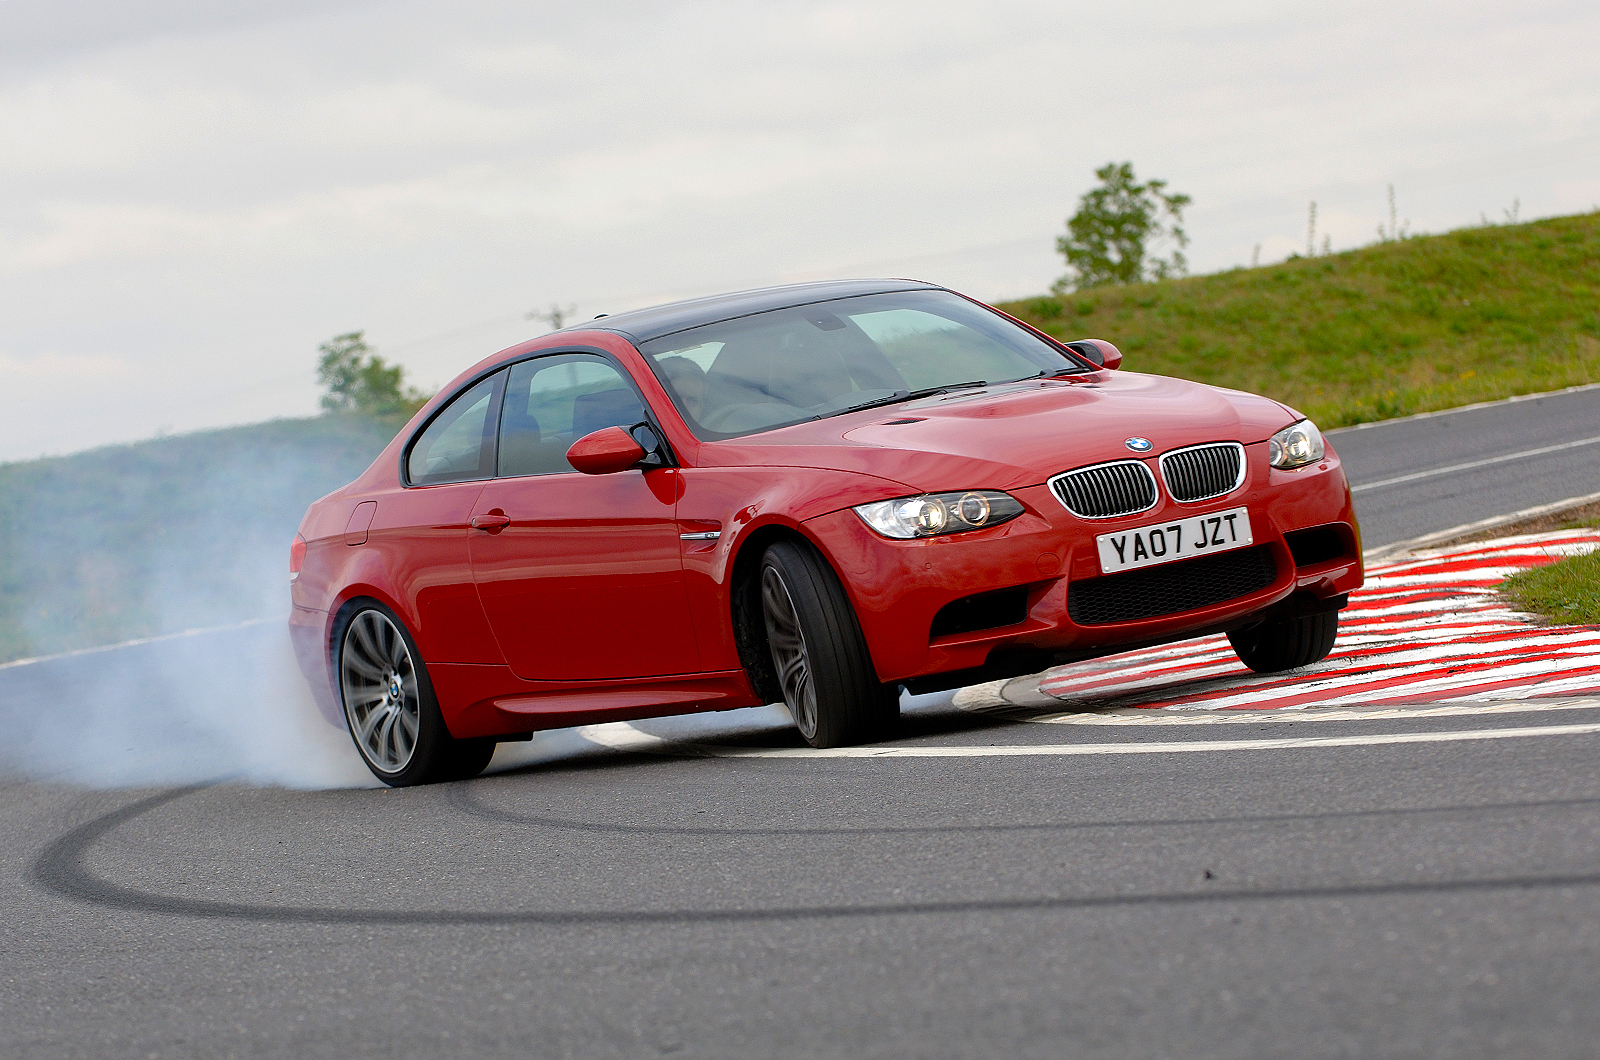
[704,722,1600,758]
[1350,436,1600,494]
[963,697,1600,727]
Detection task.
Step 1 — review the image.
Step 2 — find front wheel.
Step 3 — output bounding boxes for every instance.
[1228,609,1339,674]
[760,540,898,748]
[336,602,495,786]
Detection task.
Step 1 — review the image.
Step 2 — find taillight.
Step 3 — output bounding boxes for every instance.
[289,534,307,582]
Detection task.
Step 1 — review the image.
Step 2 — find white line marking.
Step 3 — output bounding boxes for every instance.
[1351,435,1600,493]
[0,617,274,670]
[706,722,1600,758]
[1008,699,1600,726]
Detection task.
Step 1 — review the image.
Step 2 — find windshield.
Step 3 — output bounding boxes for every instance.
[638,289,1089,440]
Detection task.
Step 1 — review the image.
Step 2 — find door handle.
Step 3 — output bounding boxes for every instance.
[470,513,511,532]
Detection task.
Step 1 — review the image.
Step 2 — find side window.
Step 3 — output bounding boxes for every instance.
[406,372,504,486]
[498,355,649,478]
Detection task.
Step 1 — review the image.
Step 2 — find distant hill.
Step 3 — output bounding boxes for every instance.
[997,211,1600,427]
[0,414,400,664]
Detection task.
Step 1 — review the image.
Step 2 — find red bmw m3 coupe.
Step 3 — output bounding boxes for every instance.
[290,280,1362,785]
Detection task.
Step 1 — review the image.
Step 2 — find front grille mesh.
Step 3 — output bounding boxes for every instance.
[1050,461,1158,519]
[1161,443,1244,502]
[1068,546,1277,625]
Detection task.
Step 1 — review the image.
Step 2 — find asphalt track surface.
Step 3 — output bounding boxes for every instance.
[1329,382,1600,547]
[5,388,1600,1059]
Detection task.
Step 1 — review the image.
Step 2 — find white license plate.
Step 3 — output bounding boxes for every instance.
[1095,506,1253,574]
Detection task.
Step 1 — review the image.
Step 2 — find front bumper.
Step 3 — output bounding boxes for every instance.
[803,441,1363,686]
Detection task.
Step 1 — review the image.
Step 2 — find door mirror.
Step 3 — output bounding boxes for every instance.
[1065,339,1123,371]
[567,426,648,475]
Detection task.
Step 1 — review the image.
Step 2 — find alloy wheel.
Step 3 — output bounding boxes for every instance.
[761,565,819,740]
[340,610,422,774]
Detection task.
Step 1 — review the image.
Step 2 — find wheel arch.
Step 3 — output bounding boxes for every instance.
[325,587,417,682]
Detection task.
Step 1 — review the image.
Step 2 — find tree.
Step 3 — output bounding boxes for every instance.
[316,332,429,418]
[1054,162,1191,292]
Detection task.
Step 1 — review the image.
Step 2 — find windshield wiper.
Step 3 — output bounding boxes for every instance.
[836,380,989,415]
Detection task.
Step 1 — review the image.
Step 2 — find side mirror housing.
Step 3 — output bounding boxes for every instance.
[567,426,648,475]
[1065,339,1123,371]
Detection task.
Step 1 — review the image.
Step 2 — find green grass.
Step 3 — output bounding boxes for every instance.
[997,212,1600,427]
[1500,550,1600,625]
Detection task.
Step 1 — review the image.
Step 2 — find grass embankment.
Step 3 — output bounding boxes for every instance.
[998,212,1600,427]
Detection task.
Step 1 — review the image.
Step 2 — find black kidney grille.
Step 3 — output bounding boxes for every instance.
[1049,461,1159,518]
[1068,546,1278,625]
[1161,443,1244,502]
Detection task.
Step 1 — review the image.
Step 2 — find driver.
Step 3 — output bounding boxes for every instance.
[657,356,708,422]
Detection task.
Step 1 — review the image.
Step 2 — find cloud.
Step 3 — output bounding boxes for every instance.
[3,0,1599,459]
[0,349,131,382]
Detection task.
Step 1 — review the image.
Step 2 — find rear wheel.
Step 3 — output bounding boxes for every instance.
[760,540,898,747]
[1228,609,1339,673]
[337,602,495,786]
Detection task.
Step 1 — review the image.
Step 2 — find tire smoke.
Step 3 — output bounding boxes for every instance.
[0,621,374,788]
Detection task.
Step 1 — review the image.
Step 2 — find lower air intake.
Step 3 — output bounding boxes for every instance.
[1068,546,1278,625]
[930,587,1029,639]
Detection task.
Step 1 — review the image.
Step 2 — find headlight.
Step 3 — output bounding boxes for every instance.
[853,490,1025,539]
[1268,419,1325,469]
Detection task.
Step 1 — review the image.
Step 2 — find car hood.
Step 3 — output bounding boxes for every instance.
[696,371,1300,493]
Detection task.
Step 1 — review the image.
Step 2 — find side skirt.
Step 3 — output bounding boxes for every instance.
[432,663,765,739]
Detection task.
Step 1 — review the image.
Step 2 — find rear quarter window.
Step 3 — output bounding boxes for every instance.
[406,372,504,485]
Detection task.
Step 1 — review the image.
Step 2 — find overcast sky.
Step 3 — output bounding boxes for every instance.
[3,0,1597,461]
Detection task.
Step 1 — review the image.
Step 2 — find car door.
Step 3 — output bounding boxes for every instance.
[379,369,506,664]
[468,351,701,681]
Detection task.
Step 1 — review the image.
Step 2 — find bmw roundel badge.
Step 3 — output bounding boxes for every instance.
[1124,437,1154,453]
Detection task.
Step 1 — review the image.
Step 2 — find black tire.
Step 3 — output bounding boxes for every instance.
[334,600,495,786]
[1227,609,1339,674]
[760,539,898,747]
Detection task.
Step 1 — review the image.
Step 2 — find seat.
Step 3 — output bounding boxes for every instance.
[498,406,567,477]
[763,341,854,408]
[571,388,646,441]
[702,332,862,420]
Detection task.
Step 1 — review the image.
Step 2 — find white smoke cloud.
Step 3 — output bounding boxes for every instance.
[0,621,374,788]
